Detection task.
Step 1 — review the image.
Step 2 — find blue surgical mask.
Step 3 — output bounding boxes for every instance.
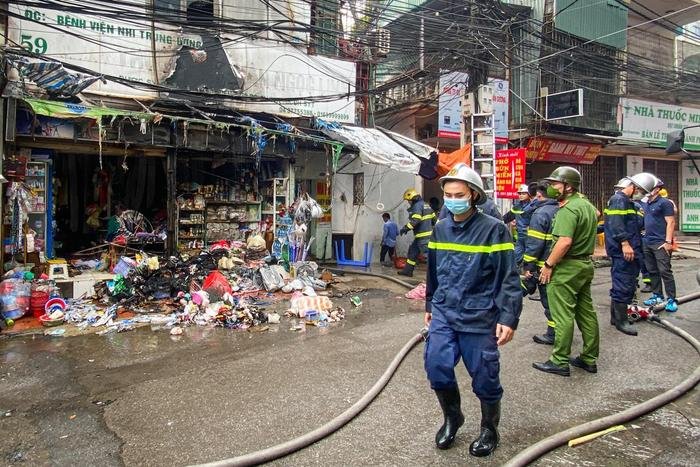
[443,197,471,215]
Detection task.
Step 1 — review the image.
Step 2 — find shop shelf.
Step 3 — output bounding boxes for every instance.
[205,200,260,205]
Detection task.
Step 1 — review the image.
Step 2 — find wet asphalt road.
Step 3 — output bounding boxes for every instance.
[1,260,699,466]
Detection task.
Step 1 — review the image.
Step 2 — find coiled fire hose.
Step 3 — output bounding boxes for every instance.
[196,269,700,467]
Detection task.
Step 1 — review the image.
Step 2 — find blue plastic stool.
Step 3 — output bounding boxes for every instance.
[334,240,373,270]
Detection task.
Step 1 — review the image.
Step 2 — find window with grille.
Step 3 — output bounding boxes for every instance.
[353,173,364,206]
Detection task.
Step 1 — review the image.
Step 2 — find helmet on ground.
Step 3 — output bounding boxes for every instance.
[517,184,530,194]
[403,188,420,201]
[614,177,634,189]
[628,172,659,194]
[439,163,487,205]
[544,166,581,190]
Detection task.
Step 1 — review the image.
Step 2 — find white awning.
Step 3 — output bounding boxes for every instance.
[317,123,437,175]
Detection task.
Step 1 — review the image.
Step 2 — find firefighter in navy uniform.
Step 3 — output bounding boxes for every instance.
[503,184,532,265]
[424,163,522,457]
[633,199,652,292]
[521,184,559,344]
[398,188,435,277]
[603,176,651,336]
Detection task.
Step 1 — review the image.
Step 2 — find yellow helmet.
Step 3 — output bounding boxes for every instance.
[403,188,420,201]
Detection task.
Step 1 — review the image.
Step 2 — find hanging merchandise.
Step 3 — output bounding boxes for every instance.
[275,122,297,154]
[242,117,268,169]
[7,183,32,257]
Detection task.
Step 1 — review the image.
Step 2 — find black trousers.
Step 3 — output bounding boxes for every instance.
[643,242,677,299]
[380,244,395,262]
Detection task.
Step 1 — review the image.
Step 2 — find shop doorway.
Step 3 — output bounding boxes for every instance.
[52,154,167,257]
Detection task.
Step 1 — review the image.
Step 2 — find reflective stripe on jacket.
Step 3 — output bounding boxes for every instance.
[604,191,642,257]
[426,212,523,333]
[522,199,559,272]
[406,199,435,240]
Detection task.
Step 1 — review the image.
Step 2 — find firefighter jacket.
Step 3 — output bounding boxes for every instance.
[633,200,645,234]
[522,199,559,273]
[405,199,435,242]
[604,191,643,257]
[426,212,523,333]
[503,200,531,237]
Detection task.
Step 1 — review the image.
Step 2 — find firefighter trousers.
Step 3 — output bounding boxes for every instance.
[424,314,503,404]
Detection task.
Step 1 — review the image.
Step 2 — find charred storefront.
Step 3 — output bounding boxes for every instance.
[1,96,346,274]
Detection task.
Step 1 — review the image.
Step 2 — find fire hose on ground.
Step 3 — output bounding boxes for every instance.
[195,268,700,467]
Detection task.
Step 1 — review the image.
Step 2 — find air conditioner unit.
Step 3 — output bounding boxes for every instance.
[369,28,390,57]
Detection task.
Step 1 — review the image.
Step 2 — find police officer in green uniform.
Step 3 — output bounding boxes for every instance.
[533,167,599,376]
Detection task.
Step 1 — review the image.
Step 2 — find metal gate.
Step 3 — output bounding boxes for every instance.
[579,156,625,213]
[643,159,680,209]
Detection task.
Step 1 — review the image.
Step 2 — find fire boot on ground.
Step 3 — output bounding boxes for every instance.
[532,326,555,345]
[434,386,464,449]
[613,301,637,336]
[469,400,500,457]
[397,264,414,277]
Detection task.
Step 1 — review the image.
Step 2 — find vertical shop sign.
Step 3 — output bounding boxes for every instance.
[681,160,700,232]
[495,148,526,199]
[438,71,469,138]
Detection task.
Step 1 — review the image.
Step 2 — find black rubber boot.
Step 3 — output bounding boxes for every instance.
[609,301,615,326]
[469,400,500,457]
[397,264,414,277]
[613,302,637,336]
[532,326,555,345]
[434,387,464,449]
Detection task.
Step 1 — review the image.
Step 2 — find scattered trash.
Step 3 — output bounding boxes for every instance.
[92,400,114,407]
[350,296,362,307]
[44,328,66,337]
[405,283,427,300]
[289,295,333,317]
[69,414,76,420]
[170,327,183,336]
[267,312,281,324]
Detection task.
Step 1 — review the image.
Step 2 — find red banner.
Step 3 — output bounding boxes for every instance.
[495,148,526,199]
[526,138,601,164]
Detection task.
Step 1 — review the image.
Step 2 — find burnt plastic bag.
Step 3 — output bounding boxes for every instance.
[259,265,285,292]
[202,271,233,297]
